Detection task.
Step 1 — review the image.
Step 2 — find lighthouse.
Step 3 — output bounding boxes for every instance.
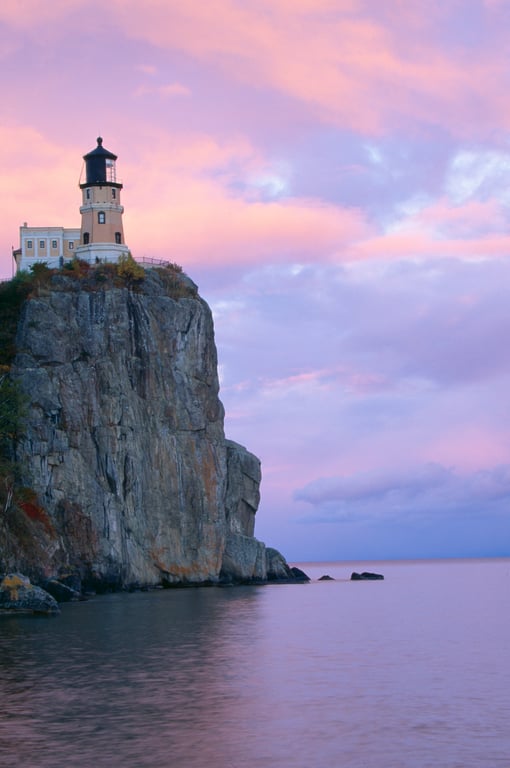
[75,137,128,263]
[13,137,129,273]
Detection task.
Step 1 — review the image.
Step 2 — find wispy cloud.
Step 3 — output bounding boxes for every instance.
[107,1,510,135]
[295,463,510,522]
[133,82,191,98]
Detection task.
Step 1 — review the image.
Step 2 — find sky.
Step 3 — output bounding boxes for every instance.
[1,0,510,561]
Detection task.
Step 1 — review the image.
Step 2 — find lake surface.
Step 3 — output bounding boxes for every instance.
[1,558,509,768]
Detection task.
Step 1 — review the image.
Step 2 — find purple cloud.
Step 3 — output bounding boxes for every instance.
[295,463,510,519]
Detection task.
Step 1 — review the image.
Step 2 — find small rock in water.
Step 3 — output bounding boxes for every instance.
[0,573,60,615]
[318,574,335,581]
[289,566,311,582]
[350,571,384,581]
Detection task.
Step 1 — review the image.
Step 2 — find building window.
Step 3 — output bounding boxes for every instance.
[112,189,116,199]
[83,232,90,245]
[98,211,105,224]
[115,232,122,244]
[69,242,74,250]
[27,240,33,249]
[39,240,45,249]
[51,240,58,249]
[86,189,91,200]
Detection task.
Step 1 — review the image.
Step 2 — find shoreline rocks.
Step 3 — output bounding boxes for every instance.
[40,578,84,602]
[0,573,60,615]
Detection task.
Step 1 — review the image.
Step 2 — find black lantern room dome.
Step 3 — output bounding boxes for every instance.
[81,137,121,187]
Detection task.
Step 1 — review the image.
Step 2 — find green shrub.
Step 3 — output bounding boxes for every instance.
[62,258,91,277]
[116,252,145,283]
[155,264,196,299]
[29,261,53,282]
[0,372,26,460]
[0,277,31,367]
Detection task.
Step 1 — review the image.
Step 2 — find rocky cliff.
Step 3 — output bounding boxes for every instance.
[0,265,295,590]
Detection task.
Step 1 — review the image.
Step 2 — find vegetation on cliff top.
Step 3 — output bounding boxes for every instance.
[9,254,196,298]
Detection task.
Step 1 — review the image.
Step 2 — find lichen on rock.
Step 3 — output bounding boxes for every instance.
[0,573,60,614]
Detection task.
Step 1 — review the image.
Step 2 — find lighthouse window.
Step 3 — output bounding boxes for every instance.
[86,189,91,200]
[115,232,122,244]
[98,211,106,224]
[106,158,116,183]
[112,189,116,199]
[83,232,90,245]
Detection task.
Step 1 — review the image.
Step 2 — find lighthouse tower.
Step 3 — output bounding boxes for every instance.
[75,137,128,263]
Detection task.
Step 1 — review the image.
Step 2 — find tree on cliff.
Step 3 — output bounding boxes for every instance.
[0,374,24,454]
[0,275,31,514]
[116,252,145,283]
[0,373,21,513]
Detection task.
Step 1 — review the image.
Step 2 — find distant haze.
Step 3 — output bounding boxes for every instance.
[1,1,510,559]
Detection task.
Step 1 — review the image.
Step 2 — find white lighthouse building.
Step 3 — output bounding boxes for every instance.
[13,137,128,272]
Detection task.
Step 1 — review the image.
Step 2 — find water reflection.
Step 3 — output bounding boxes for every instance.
[0,587,267,768]
[1,561,509,768]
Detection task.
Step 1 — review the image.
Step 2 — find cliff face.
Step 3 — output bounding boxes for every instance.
[4,269,278,589]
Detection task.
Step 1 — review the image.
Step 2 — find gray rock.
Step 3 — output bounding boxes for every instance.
[225,440,261,538]
[220,533,267,583]
[0,573,60,614]
[265,549,311,582]
[4,271,287,589]
[266,547,292,580]
[289,566,311,582]
[40,579,82,602]
[350,571,384,580]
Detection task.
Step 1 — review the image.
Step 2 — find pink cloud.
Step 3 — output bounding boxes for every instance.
[427,426,510,471]
[350,222,510,262]
[136,64,158,76]
[346,196,510,262]
[104,0,510,135]
[117,132,372,267]
[0,125,81,271]
[413,198,508,237]
[2,2,510,138]
[0,0,82,25]
[133,82,191,99]
[128,190,368,268]
[253,366,388,399]
[361,234,510,260]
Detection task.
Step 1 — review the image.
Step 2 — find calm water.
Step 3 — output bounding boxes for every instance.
[1,559,509,768]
